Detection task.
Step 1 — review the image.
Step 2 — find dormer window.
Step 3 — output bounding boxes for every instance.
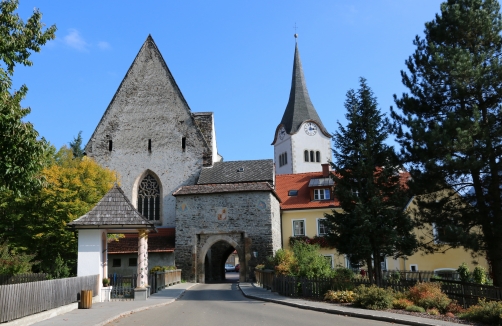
[237,167,244,172]
[314,189,330,200]
[288,190,298,196]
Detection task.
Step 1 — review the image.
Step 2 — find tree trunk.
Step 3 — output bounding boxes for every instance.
[366,256,374,285]
[373,251,381,287]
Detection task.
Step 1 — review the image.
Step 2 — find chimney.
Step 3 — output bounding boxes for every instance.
[322,163,330,177]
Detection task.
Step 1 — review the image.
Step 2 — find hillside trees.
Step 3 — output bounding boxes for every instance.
[0,0,56,195]
[391,0,502,286]
[0,147,116,276]
[325,78,417,286]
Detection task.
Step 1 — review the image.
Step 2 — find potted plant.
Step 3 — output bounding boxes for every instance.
[102,278,110,287]
[101,278,112,302]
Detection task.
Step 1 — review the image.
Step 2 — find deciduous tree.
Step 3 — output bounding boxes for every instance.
[0,0,56,195]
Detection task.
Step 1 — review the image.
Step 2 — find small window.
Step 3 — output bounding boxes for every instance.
[317,219,328,235]
[288,190,298,196]
[279,152,288,167]
[108,140,113,151]
[310,150,314,162]
[314,189,330,200]
[293,220,305,236]
[316,151,320,163]
[410,264,418,272]
[324,255,334,268]
[148,139,152,152]
[237,167,244,172]
[182,137,186,152]
[112,259,121,267]
[129,258,137,267]
[304,150,309,162]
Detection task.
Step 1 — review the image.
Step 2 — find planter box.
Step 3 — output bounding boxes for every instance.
[101,286,112,302]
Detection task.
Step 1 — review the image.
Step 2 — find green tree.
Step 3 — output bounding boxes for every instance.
[391,0,502,286]
[69,131,84,158]
[0,147,115,276]
[0,0,56,195]
[0,242,38,274]
[325,78,417,286]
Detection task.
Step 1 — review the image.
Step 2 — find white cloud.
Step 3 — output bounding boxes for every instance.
[63,29,88,51]
[97,41,111,50]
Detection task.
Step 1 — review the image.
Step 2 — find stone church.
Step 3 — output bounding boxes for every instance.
[82,34,327,283]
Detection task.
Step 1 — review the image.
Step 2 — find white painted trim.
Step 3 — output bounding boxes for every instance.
[323,254,335,268]
[292,219,306,237]
[316,218,327,236]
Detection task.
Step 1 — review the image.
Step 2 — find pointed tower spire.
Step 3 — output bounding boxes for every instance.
[279,36,328,135]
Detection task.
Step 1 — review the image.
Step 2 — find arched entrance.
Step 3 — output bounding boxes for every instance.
[197,234,246,283]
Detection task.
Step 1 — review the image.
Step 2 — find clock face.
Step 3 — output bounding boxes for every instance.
[304,122,318,136]
[278,127,287,140]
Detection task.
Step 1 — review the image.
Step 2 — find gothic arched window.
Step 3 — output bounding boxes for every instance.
[137,174,160,221]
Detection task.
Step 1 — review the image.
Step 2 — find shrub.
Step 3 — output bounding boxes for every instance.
[472,266,487,285]
[393,291,409,300]
[446,301,465,314]
[324,290,356,303]
[392,298,413,309]
[150,265,177,273]
[273,249,295,276]
[406,305,425,313]
[427,308,440,315]
[460,299,502,325]
[291,242,333,278]
[354,285,394,310]
[457,262,471,283]
[407,282,451,312]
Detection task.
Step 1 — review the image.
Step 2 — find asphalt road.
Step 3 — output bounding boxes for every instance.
[106,272,404,326]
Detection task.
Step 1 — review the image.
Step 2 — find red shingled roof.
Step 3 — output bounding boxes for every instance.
[276,170,411,211]
[276,172,339,210]
[108,228,175,254]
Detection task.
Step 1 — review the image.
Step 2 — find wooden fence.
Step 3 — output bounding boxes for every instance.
[0,274,99,323]
[108,270,182,300]
[431,279,502,308]
[0,273,48,285]
[255,269,501,307]
[152,270,182,291]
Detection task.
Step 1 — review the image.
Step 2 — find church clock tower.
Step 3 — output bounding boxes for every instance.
[272,35,331,175]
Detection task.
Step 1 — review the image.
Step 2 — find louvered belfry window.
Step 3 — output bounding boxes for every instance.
[137,174,160,221]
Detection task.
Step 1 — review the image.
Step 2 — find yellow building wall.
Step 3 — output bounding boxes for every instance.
[401,198,490,273]
[282,203,490,273]
[282,208,346,268]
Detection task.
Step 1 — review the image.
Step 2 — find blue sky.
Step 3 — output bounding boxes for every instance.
[13,0,442,162]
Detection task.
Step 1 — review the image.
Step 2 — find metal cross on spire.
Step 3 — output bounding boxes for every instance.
[294,23,298,41]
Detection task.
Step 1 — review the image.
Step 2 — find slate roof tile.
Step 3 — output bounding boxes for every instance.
[197,160,273,185]
[173,182,281,201]
[68,184,155,229]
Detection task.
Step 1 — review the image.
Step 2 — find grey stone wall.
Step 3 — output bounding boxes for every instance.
[84,37,212,227]
[175,191,281,282]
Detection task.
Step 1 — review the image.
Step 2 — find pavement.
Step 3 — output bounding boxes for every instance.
[27,282,196,326]
[11,281,463,326]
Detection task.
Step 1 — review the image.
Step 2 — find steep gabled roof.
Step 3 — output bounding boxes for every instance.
[68,184,155,229]
[279,41,329,136]
[197,160,274,185]
[84,35,211,155]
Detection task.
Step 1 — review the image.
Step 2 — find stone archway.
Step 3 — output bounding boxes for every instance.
[197,234,246,283]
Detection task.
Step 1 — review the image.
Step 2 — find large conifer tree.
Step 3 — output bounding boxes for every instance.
[325,78,417,285]
[392,0,502,286]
